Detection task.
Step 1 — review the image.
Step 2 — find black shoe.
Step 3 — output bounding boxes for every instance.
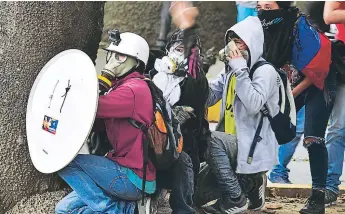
[202,194,248,214]
[324,189,337,206]
[299,189,325,214]
[247,173,267,210]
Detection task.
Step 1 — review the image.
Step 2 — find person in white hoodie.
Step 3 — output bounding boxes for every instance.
[198,16,280,214]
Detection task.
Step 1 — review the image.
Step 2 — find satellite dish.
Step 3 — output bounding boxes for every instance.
[26,49,99,174]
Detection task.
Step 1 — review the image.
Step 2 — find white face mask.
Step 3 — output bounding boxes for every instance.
[101,51,137,79]
[168,42,185,65]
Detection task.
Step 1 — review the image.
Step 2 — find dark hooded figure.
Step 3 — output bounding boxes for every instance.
[150,24,210,210]
[257,1,338,214]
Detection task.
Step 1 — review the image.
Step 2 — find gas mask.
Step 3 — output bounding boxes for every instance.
[167,42,185,65]
[101,51,137,79]
[154,56,177,74]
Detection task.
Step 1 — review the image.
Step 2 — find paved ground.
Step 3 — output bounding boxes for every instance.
[7,189,345,214]
[96,49,345,186]
[156,191,345,214]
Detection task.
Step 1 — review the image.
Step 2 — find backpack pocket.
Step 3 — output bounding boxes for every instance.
[269,111,296,145]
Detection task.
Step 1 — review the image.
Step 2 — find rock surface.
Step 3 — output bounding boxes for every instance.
[6,190,68,214]
[0,2,104,212]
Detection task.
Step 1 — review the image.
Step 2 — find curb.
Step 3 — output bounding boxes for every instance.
[266,183,345,198]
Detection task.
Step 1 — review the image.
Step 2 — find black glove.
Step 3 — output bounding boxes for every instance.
[201,46,217,74]
[203,47,217,65]
[172,106,196,124]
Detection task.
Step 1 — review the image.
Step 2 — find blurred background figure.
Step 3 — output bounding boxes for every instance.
[236,1,258,22]
[152,1,217,75]
[155,1,173,51]
[305,1,330,33]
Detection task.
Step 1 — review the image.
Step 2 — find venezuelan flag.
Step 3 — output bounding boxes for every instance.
[292,16,332,90]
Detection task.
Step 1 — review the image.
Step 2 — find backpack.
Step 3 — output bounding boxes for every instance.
[247,61,297,163]
[128,78,183,203]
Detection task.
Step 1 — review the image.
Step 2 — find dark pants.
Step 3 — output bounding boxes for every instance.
[194,131,241,206]
[294,67,337,189]
[157,151,196,214]
[194,132,261,207]
[182,132,201,197]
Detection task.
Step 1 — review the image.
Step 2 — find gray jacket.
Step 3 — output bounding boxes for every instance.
[208,17,280,174]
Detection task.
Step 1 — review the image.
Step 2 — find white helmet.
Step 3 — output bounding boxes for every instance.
[104,32,150,66]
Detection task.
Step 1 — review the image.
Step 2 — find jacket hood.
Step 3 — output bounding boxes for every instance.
[225,16,264,69]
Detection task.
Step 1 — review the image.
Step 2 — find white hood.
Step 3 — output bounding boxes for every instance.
[225,16,264,69]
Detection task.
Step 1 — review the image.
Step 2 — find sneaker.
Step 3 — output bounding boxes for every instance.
[202,194,248,214]
[268,172,292,184]
[137,190,165,214]
[137,197,153,214]
[299,189,325,214]
[324,189,337,206]
[247,173,267,210]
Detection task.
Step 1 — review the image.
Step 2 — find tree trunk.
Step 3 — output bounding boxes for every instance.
[0,2,104,212]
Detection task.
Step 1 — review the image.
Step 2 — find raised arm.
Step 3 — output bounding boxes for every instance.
[324,1,345,25]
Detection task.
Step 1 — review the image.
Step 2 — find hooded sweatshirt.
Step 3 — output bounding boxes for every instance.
[208,17,280,174]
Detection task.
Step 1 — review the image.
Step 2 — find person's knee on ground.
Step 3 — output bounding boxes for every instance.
[202,131,249,213]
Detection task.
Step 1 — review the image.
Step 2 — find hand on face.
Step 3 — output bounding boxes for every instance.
[226,40,244,61]
[229,49,243,59]
[225,39,249,70]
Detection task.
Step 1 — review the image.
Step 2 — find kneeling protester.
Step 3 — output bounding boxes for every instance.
[198,17,281,213]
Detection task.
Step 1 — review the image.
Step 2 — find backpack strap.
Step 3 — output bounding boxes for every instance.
[249,61,270,80]
[128,118,149,205]
[247,113,264,164]
[247,61,274,164]
[128,77,153,205]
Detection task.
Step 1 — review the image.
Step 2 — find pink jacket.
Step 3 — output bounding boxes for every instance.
[95,72,155,181]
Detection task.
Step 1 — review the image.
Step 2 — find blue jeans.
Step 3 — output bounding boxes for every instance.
[326,84,345,194]
[55,155,140,214]
[237,5,257,22]
[206,131,242,199]
[270,106,305,180]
